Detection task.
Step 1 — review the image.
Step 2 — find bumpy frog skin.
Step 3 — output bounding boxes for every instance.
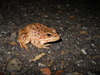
[18,23,60,51]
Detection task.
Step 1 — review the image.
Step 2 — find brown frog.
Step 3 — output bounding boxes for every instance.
[18,23,60,51]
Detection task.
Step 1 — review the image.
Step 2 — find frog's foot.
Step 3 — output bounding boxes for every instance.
[41,44,51,49]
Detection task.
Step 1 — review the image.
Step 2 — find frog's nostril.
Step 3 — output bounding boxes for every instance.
[47,34,52,37]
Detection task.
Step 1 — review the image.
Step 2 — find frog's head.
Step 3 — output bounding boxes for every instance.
[44,29,60,42]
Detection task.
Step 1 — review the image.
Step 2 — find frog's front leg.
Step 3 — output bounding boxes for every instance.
[41,44,51,49]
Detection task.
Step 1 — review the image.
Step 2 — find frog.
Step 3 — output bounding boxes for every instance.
[18,23,60,51]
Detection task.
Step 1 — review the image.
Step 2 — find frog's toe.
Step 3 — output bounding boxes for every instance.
[42,44,51,49]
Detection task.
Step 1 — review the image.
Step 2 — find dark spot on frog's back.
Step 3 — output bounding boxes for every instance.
[31,26,34,30]
[47,34,52,37]
[38,33,40,35]
[32,28,34,30]
[38,30,40,32]
[36,27,39,29]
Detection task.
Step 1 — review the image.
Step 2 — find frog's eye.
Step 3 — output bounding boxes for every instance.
[47,34,52,37]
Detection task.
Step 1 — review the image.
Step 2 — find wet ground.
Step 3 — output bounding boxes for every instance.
[0,0,100,75]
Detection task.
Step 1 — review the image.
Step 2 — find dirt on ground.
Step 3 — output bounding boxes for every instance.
[0,0,100,75]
